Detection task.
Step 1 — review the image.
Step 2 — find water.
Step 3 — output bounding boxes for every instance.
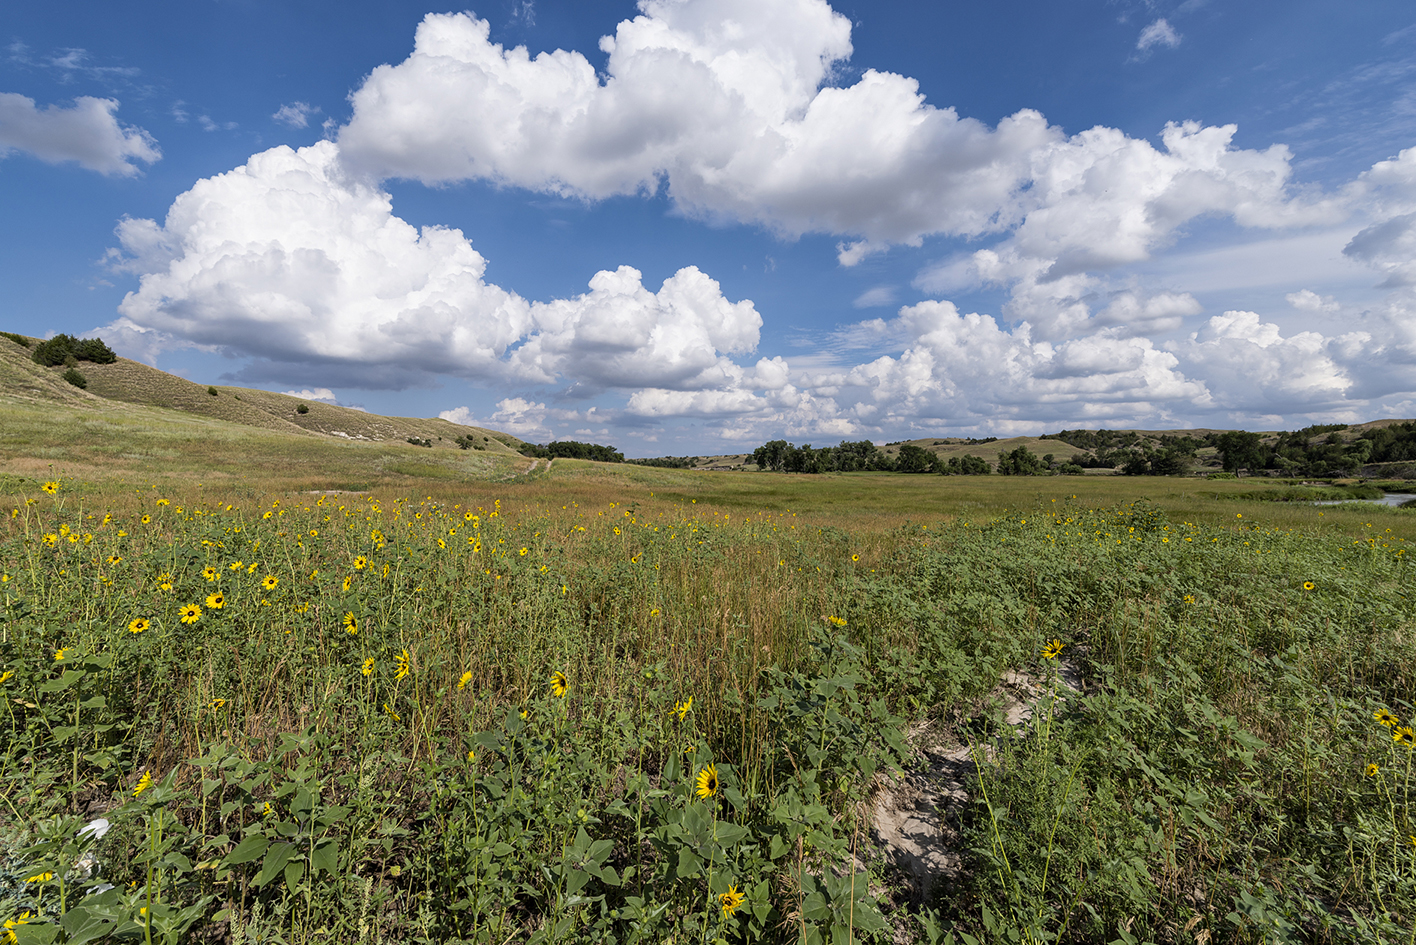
[1314,493,1416,507]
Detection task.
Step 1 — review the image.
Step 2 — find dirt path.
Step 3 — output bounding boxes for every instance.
[869,652,1086,901]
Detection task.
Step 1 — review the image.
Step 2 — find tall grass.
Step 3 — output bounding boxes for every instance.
[1,476,1413,943]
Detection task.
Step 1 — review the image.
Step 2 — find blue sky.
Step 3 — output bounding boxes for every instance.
[2,0,1414,455]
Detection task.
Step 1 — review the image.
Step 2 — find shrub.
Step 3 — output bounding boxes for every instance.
[30,333,116,365]
[0,330,31,347]
[297,403,310,414]
[407,437,433,448]
[72,337,117,363]
[207,386,218,396]
[1058,463,1085,475]
[31,334,78,366]
[61,367,88,389]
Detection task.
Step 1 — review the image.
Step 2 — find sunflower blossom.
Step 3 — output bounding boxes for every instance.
[550,670,568,698]
[695,763,719,800]
[719,884,745,917]
[673,696,693,721]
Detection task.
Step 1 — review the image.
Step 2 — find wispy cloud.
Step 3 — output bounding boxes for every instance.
[1136,18,1181,51]
[272,102,320,129]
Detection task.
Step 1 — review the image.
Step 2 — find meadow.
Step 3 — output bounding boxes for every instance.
[1,463,1414,944]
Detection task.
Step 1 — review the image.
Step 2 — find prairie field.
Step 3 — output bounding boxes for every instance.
[1,454,1414,944]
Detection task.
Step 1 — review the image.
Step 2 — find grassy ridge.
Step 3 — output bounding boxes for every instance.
[1,471,1413,943]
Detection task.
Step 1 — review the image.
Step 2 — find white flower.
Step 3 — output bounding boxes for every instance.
[78,818,111,841]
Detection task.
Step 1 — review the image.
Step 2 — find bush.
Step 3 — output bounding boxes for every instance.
[296,403,310,414]
[207,386,218,396]
[30,333,116,366]
[61,367,88,389]
[1058,463,1085,475]
[0,331,31,348]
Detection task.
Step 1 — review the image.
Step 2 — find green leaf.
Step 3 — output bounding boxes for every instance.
[223,833,269,866]
[254,841,296,886]
[675,846,702,879]
[283,858,305,892]
[38,670,84,693]
[13,920,60,944]
[713,823,749,847]
[310,838,337,876]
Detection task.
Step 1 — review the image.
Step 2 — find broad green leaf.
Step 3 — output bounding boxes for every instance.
[310,838,337,876]
[253,841,296,886]
[223,833,269,866]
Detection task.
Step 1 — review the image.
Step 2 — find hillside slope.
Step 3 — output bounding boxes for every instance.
[0,332,522,454]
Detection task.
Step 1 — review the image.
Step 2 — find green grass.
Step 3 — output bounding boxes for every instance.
[0,467,1413,944]
[2,376,1415,943]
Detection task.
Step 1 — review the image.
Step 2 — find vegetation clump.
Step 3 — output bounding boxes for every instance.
[296,402,309,414]
[519,440,626,463]
[0,331,32,348]
[29,333,117,367]
[60,367,87,389]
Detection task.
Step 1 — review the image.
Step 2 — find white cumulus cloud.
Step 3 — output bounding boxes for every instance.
[282,387,337,402]
[0,93,159,175]
[110,140,764,396]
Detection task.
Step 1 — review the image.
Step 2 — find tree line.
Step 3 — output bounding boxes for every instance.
[751,439,995,475]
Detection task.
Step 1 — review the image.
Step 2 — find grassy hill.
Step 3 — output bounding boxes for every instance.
[0,331,533,490]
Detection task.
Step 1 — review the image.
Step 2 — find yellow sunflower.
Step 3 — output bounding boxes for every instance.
[342,612,359,634]
[1375,708,1400,727]
[179,604,202,624]
[261,575,279,590]
[205,591,225,610]
[550,671,568,698]
[128,617,150,634]
[719,884,744,917]
[695,763,719,800]
[673,696,693,721]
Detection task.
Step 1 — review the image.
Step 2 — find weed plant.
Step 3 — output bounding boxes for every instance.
[0,483,1412,943]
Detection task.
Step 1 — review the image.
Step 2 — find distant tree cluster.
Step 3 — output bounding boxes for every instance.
[750,439,994,475]
[518,441,626,463]
[1041,422,1403,476]
[627,456,700,469]
[31,333,117,367]
[1210,423,1398,476]
[753,439,894,473]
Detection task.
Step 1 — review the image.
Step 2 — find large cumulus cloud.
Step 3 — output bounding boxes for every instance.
[105,1,1416,444]
[112,141,762,392]
[0,92,159,176]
